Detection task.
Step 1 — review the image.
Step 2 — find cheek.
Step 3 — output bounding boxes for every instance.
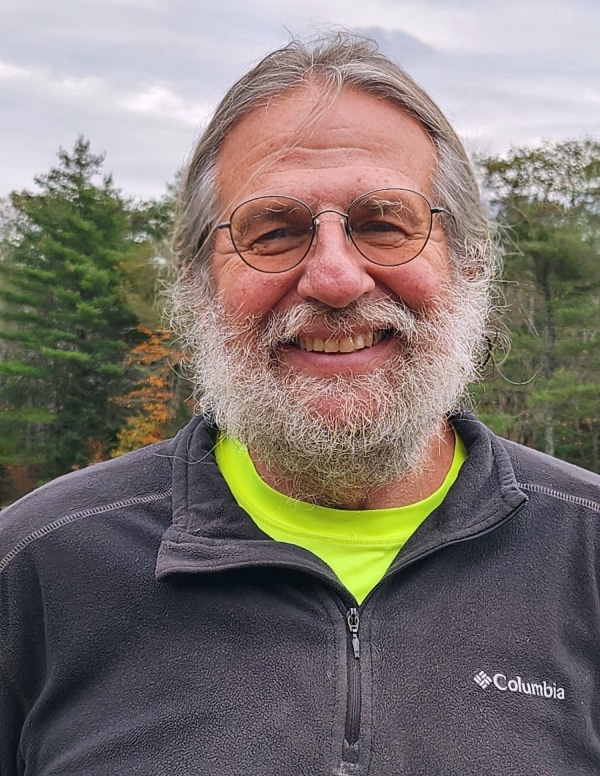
[212,258,297,318]
[382,264,451,311]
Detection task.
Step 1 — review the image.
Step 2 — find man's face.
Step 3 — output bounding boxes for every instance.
[172,85,488,507]
[211,86,453,403]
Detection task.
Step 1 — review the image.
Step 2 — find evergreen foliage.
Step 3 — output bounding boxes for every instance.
[475,139,600,469]
[0,137,141,478]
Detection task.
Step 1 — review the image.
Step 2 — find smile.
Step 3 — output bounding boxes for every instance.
[296,331,386,353]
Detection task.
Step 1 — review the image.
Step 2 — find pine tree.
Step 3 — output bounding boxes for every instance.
[0,137,141,480]
[475,139,600,468]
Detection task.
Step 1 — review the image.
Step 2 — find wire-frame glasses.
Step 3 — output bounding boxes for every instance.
[216,188,448,273]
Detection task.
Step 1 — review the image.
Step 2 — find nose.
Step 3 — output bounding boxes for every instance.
[296,213,376,308]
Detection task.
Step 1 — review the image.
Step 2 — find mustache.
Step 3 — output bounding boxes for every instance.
[262,297,425,346]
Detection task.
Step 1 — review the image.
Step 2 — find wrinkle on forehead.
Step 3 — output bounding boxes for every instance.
[215,83,438,214]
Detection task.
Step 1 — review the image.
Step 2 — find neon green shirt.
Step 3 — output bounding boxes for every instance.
[215,433,467,604]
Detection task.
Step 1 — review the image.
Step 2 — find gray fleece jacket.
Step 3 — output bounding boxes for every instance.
[1,412,600,775]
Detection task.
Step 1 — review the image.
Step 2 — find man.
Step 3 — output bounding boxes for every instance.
[1,33,599,776]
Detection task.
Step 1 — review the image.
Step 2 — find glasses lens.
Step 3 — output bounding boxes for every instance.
[229,196,314,272]
[347,189,433,266]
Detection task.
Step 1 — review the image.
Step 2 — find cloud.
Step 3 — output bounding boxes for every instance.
[0,54,214,198]
[1,0,598,200]
[122,85,211,125]
[0,56,213,127]
[359,21,599,155]
[0,61,30,81]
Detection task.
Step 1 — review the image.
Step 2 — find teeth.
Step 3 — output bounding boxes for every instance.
[297,331,385,353]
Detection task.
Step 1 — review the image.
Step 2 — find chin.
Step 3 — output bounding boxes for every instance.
[296,392,378,425]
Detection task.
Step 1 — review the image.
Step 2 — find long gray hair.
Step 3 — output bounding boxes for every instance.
[173,32,497,284]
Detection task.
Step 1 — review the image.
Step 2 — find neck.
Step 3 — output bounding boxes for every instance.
[250,419,456,510]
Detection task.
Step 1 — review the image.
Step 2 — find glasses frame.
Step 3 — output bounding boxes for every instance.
[216,188,449,274]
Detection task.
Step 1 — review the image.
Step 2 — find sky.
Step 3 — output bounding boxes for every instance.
[1,0,599,202]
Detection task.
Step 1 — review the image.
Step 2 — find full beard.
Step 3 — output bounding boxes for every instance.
[170,268,489,508]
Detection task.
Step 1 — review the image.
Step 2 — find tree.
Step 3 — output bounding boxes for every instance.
[120,180,179,328]
[111,327,189,456]
[0,137,141,481]
[475,139,600,468]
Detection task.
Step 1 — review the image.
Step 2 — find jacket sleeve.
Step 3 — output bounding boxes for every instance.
[0,522,35,776]
[0,662,23,776]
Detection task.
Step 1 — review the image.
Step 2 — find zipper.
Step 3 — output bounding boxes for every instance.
[342,607,361,765]
[347,608,360,659]
[335,501,528,769]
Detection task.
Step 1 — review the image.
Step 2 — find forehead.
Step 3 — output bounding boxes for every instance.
[215,85,437,212]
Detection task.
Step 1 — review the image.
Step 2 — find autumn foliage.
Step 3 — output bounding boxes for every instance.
[112,328,185,456]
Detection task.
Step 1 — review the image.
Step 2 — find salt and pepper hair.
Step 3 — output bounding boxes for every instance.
[173,32,497,283]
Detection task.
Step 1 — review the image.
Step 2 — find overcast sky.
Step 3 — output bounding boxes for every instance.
[1,0,599,201]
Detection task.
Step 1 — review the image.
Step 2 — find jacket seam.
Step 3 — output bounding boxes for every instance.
[0,489,173,575]
[517,482,600,513]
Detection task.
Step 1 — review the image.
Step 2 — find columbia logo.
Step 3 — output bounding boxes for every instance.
[473,669,565,700]
[473,670,493,689]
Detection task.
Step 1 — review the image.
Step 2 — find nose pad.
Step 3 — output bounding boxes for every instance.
[313,215,352,246]
[297,215,375,308]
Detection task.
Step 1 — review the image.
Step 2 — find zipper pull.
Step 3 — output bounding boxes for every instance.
[346,607,360,659]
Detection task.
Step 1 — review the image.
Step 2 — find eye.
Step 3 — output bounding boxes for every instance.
[350,215,412,248]
[348,191,432,251]
[232,207,312,255]
[355,219,408,234]
[253,225,289,244]
[227,196,316,271]
[245,222,311,255]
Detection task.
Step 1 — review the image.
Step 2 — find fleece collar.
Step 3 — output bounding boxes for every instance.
[155,412,527,581]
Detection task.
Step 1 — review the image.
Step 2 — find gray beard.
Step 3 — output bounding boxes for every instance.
[170,268,489,507]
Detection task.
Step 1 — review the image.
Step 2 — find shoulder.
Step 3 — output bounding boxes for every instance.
[499,436,600,512]
[0,438,175,572]
[454,411,600,513]
[0,415,221,574]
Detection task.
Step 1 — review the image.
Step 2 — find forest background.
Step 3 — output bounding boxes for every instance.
[0,135,598,506]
